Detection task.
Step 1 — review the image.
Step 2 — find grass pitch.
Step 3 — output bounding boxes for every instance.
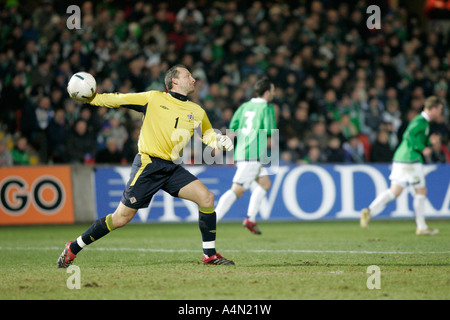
[0,219,449,300]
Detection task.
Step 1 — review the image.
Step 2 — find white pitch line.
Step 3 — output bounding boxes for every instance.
[0,246,449,255]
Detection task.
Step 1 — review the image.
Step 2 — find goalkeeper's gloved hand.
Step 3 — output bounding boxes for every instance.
[216,133,234,151]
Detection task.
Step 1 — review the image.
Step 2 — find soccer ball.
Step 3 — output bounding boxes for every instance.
[67,72,96,102]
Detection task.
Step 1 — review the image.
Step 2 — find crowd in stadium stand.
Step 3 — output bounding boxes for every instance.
[0,0,449,167]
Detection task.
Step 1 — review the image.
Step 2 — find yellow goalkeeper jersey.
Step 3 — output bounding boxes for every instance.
[89,91,218,161]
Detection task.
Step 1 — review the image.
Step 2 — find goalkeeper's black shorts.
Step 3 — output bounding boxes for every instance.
[121,153,197,209]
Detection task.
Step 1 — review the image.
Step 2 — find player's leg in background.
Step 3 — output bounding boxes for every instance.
[242,177,270,235]
[215,183,246,221]
[216,161,262,222]
[366,162,406,216]
[414,186,438,235]
[414,187,428,231]
[360,183,403,229]
[247,175,271,223]
[370,183,403,213]
[411,164,438,235]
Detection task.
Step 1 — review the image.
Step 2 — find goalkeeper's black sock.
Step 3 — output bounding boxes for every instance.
[70,214,115,255]
[198,207,217,257]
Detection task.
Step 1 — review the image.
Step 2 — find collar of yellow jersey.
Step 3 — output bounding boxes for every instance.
[169,91,188,101]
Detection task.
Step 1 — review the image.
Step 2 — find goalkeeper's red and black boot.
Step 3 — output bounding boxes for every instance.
[202,253,235,265]
[57,241,77,268]
[243,218,262,235]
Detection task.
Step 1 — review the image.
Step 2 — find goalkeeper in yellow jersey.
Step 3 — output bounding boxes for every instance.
[57,64,235,267]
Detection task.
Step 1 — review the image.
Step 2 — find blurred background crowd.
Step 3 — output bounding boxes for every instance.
[0,0,449,167]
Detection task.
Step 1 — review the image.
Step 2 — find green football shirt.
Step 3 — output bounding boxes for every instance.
[393,112,430,163]
[229,98,276,161]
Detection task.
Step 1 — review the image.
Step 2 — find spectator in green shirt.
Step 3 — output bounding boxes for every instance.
[11,135,31,165]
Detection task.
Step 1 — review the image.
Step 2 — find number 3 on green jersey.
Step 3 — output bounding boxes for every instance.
[229,99,276,161]
[242,111,256,135]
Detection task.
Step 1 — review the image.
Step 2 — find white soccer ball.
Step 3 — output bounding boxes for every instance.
[67,72,96,102]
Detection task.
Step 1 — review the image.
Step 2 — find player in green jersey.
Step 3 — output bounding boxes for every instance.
[215,78,276,234]
[360,96,444,235]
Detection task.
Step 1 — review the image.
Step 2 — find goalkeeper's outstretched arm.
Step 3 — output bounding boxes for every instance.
[88,92,149,113]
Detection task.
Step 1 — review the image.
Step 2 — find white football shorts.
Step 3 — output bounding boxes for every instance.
[389,162,426,188]
[232,161,269,189]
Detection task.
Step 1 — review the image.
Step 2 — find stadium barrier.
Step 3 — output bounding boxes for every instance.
[1,164,449,225]
[0,166,75,225]
[93,164,450,223]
